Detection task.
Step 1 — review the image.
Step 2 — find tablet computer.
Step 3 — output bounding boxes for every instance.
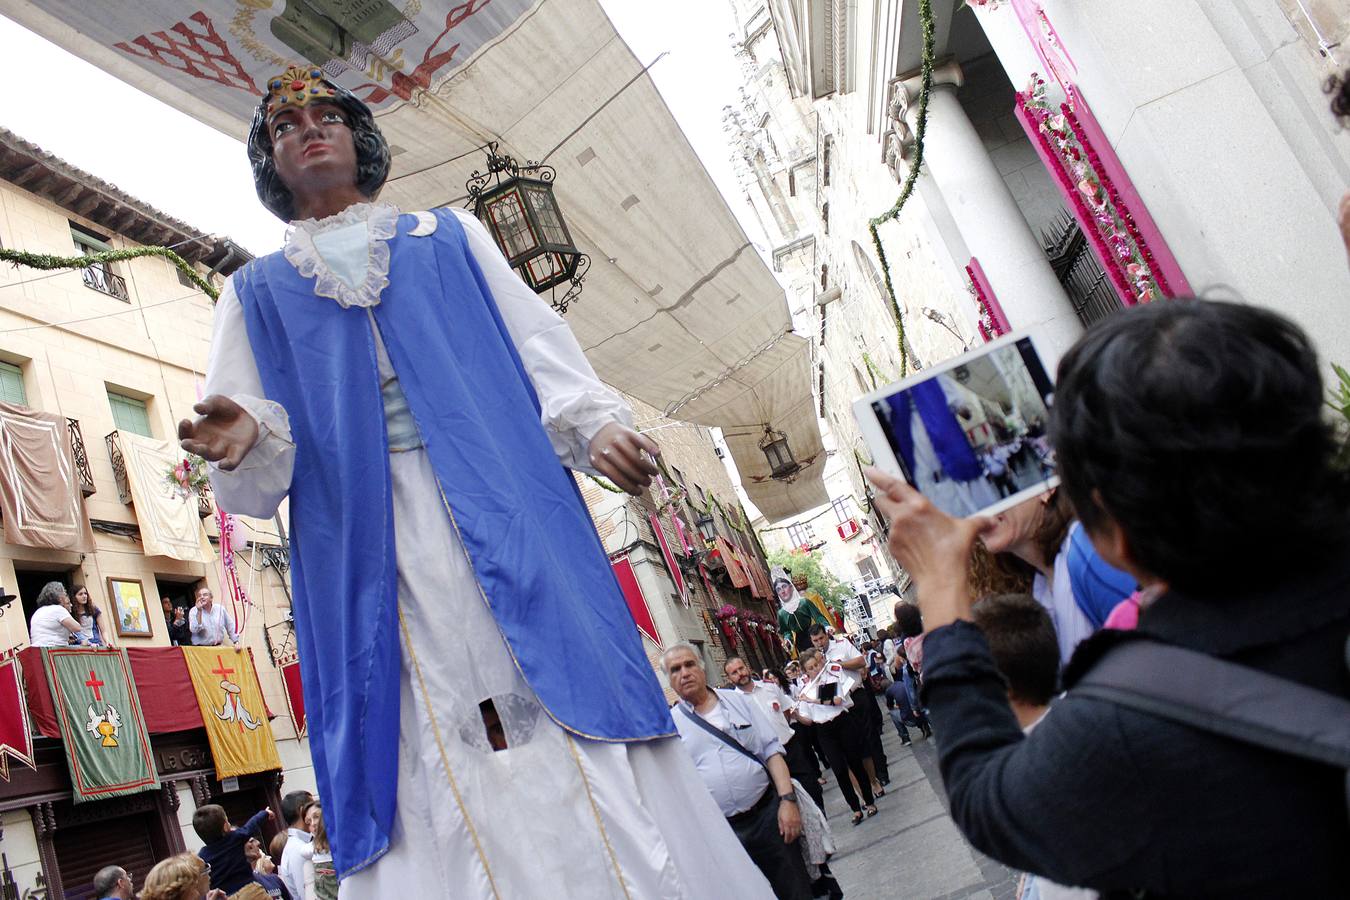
[852,331,1059,519]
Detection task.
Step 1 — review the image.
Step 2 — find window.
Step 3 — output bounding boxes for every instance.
[108,391,152,437]
[0,361,26,406]
[672,466,686,488]
[857,557,880,581]
[822,136,833,187]
[71,224,128,301]
[786,521,816,547]
[831,496,855,524]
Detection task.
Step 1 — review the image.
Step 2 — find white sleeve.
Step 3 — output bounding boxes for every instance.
[451,208,631,473]
[204,276,295,518]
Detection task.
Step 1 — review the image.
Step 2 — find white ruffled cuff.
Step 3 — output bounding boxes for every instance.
[543,392,633,474]
[207,394,294,518]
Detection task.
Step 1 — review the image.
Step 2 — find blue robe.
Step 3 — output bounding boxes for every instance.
[232,208,673,876]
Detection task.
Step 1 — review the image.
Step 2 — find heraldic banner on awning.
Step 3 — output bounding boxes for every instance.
[118,430,215,563]
[42,648,158,802]
[182,647,281,780]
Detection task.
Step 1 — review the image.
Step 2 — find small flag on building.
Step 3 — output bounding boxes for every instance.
[182,647,281,780]
[42,648,158,802]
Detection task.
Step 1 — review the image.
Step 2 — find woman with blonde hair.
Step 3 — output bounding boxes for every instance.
[139,853,225,900]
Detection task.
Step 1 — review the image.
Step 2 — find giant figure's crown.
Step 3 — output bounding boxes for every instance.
[264,64,338,120]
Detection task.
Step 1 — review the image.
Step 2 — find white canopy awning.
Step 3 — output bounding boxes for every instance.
[1,0,826,519]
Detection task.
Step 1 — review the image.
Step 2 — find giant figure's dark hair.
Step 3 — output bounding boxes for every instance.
[1050,299,1350,594]
[246,81,391,222]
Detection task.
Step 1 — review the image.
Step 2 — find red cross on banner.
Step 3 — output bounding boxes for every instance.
[84,670,105,702]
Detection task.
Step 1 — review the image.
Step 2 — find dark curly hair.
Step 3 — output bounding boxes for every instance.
[1051,299,1350,595]
[1327,68,1350,126]
[246,81,390,222]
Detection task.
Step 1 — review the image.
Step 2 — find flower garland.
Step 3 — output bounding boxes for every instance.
[1019,77,1171,306]
[0,245,221,301]
[866,0,936,378]
[965,262,1007,341]
[166,454,210,498]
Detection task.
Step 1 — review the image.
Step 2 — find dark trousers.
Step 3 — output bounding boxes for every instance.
[850,689,889,783]
[784,729,825,813]
[815,715,874,813]
[727,789,813,900]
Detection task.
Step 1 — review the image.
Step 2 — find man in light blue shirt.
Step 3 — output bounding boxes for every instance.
[665,642,813,900]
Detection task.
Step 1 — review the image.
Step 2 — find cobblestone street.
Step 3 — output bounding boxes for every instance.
[817,719,1019,900]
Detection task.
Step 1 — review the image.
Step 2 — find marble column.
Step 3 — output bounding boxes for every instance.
[900,68,1084,365]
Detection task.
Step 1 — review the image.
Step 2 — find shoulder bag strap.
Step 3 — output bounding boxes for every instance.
[678,703,766,770]
[1072,639,1350,769]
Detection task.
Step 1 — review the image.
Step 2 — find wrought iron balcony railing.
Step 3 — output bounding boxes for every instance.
[82,264,129,302]
[105,430,130,505]
[197,481,213,518]
[66,418,96,496]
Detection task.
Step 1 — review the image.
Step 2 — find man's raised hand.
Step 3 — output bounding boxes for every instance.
[177,395,259,472]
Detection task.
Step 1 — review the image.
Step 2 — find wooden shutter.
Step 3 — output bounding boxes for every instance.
[54,812,158,900]
[108,392,153,437]
[0,361,26,406]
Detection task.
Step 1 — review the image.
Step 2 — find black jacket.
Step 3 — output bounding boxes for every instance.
[921,555,1350,898]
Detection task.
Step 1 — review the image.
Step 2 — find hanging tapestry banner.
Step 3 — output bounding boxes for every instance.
[182,647,282,780]
[649,513,688,605]
[42,648,158,802]
[279,657,306,738]
[611,557,662,647]
[0,402,94,552]
[118,431,215,563]
[0,654,35,781]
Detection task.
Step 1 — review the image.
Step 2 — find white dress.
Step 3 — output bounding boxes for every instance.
[207,203,773,898]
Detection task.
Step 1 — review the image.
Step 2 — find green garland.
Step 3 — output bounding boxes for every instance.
[861,351,891,389]
[866,0,936,378]
[586,473,625,494]
[0,245,220,301]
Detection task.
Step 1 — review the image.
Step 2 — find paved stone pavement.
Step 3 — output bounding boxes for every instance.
[810,716,1020,900]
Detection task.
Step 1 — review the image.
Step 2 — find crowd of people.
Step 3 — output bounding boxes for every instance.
[662,611,933,899]
[90,789,334,900]
[27,582,241,649]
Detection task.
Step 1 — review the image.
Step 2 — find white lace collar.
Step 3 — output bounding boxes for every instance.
[284,201,401,308]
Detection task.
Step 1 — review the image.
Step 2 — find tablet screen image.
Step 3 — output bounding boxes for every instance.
[854,333,1059,519]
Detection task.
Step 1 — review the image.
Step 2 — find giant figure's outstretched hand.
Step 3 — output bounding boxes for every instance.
[178,395,260,472]
[589,423,661,496]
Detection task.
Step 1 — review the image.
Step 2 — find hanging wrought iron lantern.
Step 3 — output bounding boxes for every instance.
[759,426,801,481]
[465,141,590,314]
[696,511,718,543]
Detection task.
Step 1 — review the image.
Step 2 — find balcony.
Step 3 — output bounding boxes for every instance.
[65,418,95,496]
[107,429,214,516]
[105,430,130,504]
[82,263,129,302]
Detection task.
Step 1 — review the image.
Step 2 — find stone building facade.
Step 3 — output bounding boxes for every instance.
[725,0,1350,551]
[0,128,305,897]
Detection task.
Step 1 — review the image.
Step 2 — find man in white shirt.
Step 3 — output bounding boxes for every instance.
[277,789,314,900]
[811,624,888,790]
[665,643,809,900]
[723,657,824,813]
[188,586,239,647]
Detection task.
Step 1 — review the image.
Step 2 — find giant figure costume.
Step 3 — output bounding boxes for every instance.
[206,66,773,897]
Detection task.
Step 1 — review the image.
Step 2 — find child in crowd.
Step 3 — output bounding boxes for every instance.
[192,803,275,899]
[970,594,1093,900]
